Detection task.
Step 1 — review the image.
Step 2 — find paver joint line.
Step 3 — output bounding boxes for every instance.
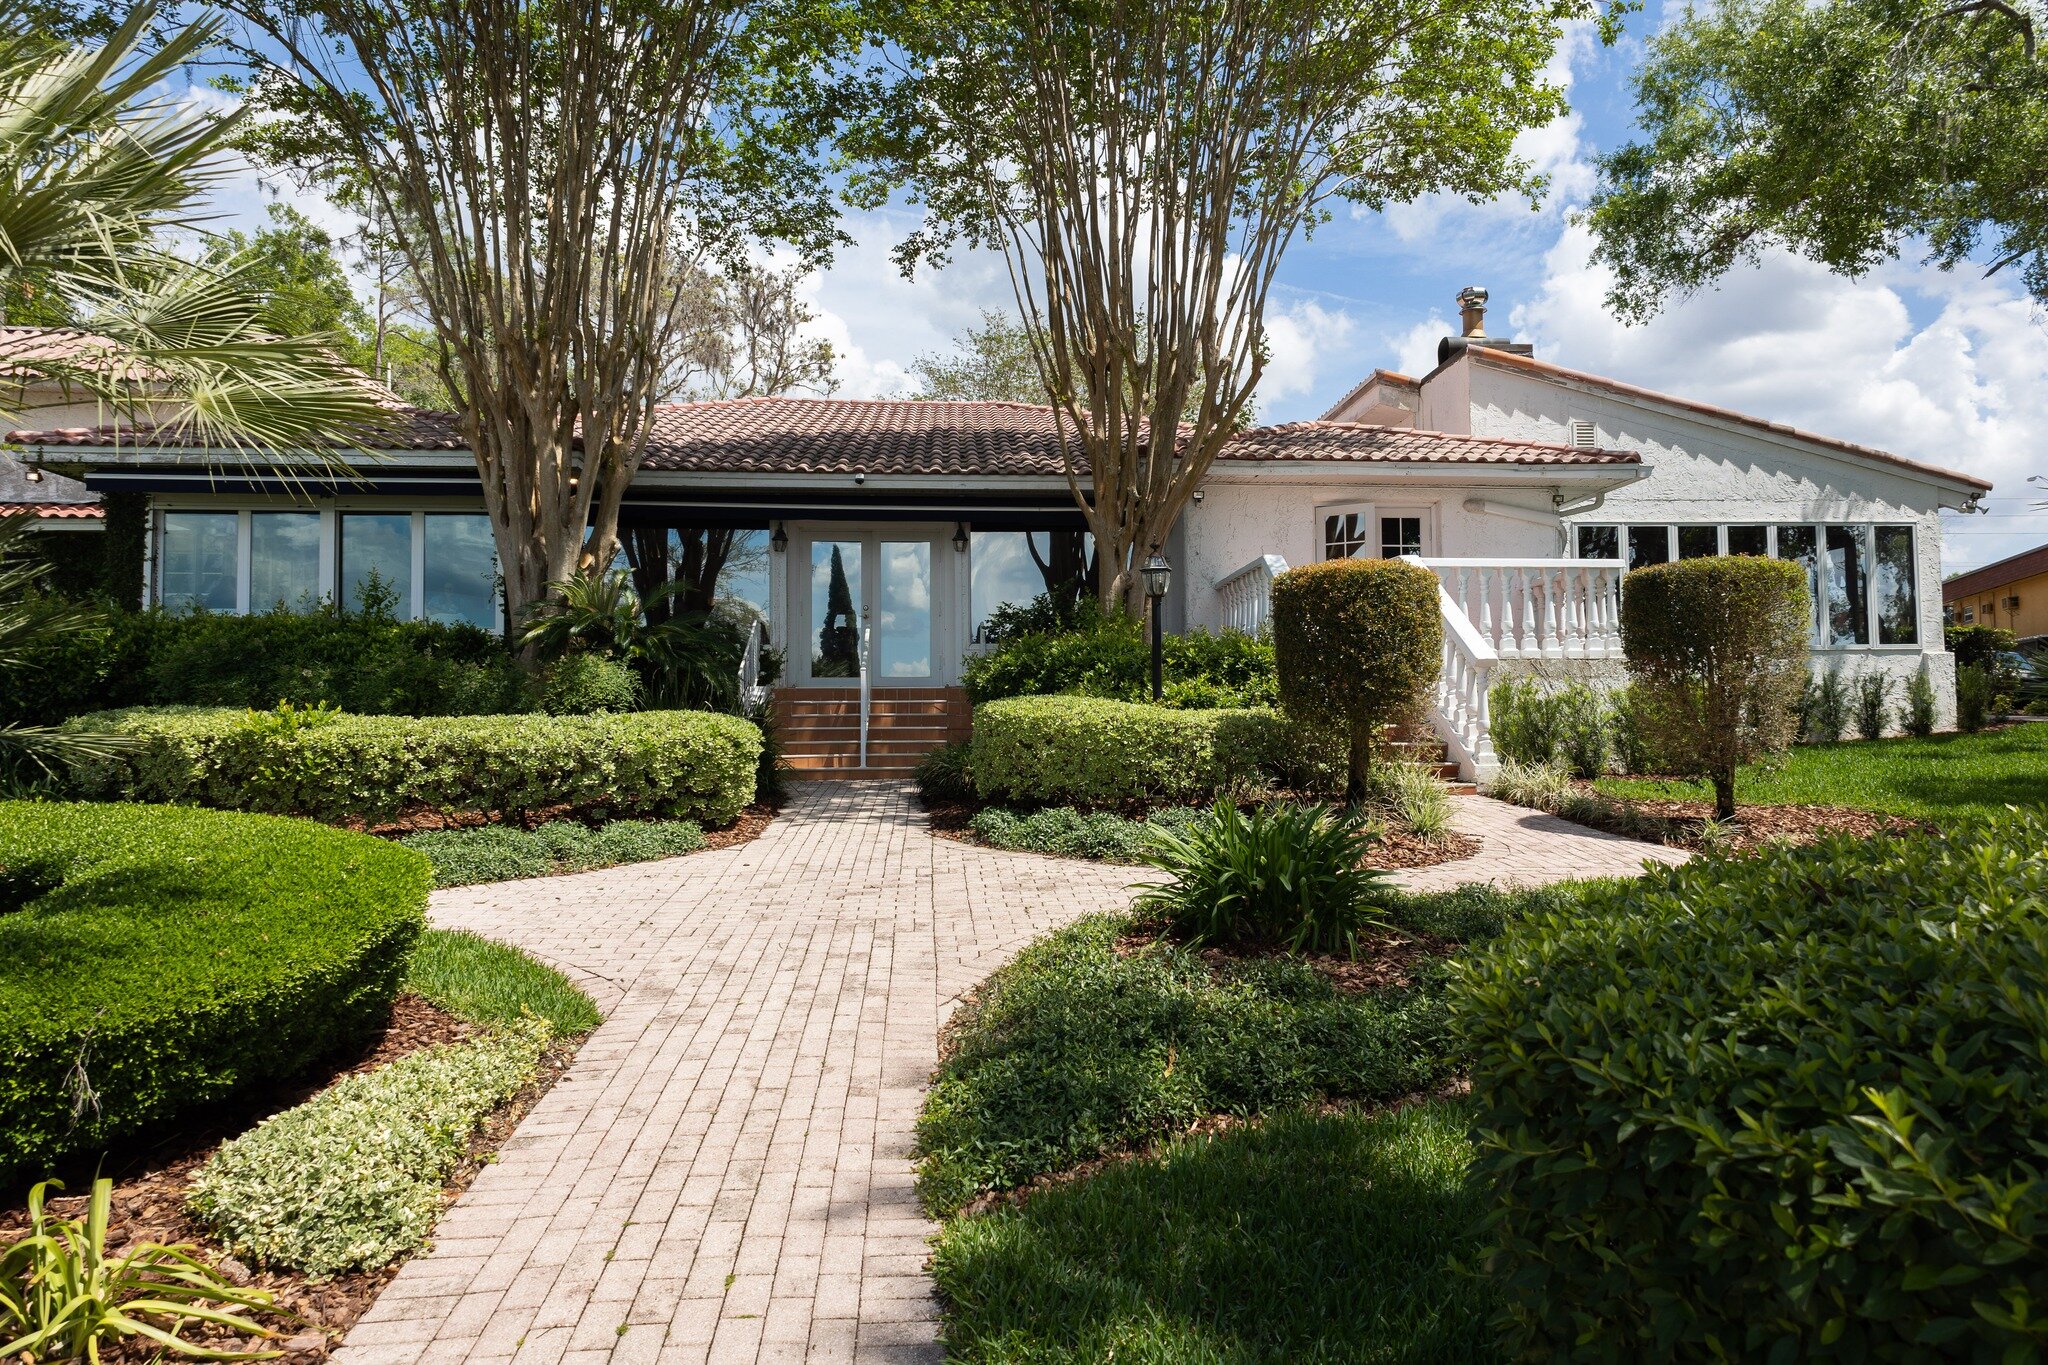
[334,780,1676,1362]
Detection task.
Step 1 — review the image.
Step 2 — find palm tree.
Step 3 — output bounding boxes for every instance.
[0,513,130,779]
[0,0,385,451]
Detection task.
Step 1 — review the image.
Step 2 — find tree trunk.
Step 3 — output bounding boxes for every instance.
[1712,769,1737,821]
[1347,723,1373,804]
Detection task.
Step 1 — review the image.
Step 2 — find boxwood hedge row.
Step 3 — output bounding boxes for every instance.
[0,802,428,1185]
[1454,809,2048,1361]
[61,706,760,826]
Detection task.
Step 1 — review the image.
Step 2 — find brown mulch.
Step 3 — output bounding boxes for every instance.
[0,996,584,1363]
[702,803,776,852]
[1118,921,1450,996]
[1560,782,1926,854]
[345,802,777,848]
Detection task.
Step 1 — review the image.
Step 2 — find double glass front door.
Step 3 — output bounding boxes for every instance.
[791,526,955,685]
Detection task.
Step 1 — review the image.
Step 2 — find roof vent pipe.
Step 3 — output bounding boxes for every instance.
[1458,285,1488,339]
[1437,285,1535,367]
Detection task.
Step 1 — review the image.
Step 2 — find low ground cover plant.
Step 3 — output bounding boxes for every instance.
[190,1022,549,1278]
[930,1102,1494,1364]
[1455,809,2048,1360]
[0,801,426,1183]
[399,818,705,887]
[63,705,760,826]
[403,928,604,1035]
[967,804,1203,861]
[963,608,1277,709]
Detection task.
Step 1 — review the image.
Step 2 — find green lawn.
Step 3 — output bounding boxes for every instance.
[931,1102,1494,1365]
[1595,724,2048,824]
[403,927,604,1034]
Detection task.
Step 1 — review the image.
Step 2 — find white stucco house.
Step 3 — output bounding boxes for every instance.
[7,289,1991,775]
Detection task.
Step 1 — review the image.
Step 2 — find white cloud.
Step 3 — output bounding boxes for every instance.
[1261,298,1357,402]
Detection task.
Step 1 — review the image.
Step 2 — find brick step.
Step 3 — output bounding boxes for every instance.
[777,721,960,741]
[776,703,954,722]
[784,738,953,757]
[785,753,925,772]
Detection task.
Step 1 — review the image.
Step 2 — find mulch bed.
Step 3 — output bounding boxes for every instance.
[1559,783,1926,854]
[0,996,584,1363]
[702,803,776,852]
[1117,921,1451,996]
[346,802,778,844]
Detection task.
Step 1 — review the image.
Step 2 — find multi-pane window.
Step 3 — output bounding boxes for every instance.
[1323,509,1373,559]
[1324,505,1429,559]
[1576,521,1919,648]
[1380,516,1424,559]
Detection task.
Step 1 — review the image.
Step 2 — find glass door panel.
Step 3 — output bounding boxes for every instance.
[809,539,863,678]
[876,540,934,679]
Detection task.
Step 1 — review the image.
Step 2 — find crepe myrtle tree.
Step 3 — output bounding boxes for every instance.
[1620,556,1811,820]
[224,0,860,624]
[1588,0,2048,316]
[1271,558,1442,801]
[851,0,1615,613]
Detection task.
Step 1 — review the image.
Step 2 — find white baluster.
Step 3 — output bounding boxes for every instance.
[1477,567,1496,649]
[1516,569,1535,656]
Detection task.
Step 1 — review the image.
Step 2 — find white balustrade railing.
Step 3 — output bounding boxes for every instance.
[1214,554,1289,634]
[738,619,767,710]
[1414,558,1623,659]
[1401,556,1500,781]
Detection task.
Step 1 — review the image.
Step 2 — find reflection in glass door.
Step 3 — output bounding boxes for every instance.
[875,540,933,679]
[809,540,863,678]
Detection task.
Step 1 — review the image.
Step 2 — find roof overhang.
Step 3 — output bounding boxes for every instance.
[1205,459,1650,494]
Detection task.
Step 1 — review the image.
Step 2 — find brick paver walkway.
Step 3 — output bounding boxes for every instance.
[334,782,1680,1365]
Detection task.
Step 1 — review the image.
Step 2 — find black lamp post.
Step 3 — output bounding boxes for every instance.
[1141,548,1172,701]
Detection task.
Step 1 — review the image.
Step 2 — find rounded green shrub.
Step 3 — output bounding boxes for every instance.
[538,654,642,714]
[1619,555,1809,816]
[1270,558,1441,798]
[962,612,1277,709]
[0,802,428,1185]
[1455,809,2048,1361]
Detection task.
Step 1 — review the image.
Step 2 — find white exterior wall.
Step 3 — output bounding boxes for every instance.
[1463,361,1966,729]
[1181,474,1558,632]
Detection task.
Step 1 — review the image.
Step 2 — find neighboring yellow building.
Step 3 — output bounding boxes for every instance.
[1944,542,2048,646]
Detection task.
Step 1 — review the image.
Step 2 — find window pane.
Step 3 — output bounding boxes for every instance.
[715,529,773,628]
[160,512,238,612]
[877,540,932,678]
[340,513,413,615]
[1874,526,1918,645]
[1323,509,1370,559]
[1379,515,1424,559]
[249,512,320,611]
[1577,525,1619,559]
[810,540,862,678]
[971,530,1090,644]
[1726,525,1768,556]
[1677,526,1719,559]
[1825,525,1870,646]
[423,513,497,628]
[1627,526,1671,571]
[1776,525,1821,645]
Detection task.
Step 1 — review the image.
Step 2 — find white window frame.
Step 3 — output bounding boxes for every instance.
[1316,500,1437,561]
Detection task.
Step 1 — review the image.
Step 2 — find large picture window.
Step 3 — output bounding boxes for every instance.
[159,512,238,612]
[250,512,321,611]
[1576,520,1919,648]
[423,514,497,628]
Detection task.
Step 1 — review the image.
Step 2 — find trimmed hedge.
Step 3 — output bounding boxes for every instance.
[1455,809,2048,1361]
[963,614,1278,710]
[0,802,427,1185]
[967,695,1339,805]
[61,706,761,827]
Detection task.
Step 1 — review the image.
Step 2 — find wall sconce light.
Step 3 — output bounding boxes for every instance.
[952,523,969,552]
[771,523,788,553]
[22,447,43,483]
[1191,489,1203,506]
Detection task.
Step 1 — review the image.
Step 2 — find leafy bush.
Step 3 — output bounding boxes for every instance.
[1956,662,1993,732]
[538,653,642,714]
[190,1023,548,1277]
[1366,761,1454,841]
[1800,663,1850,742]
[963,611,1277,710]
[64,706,760,826]
[1134,800,1387,954]
[1854,670,1892,740]
[1455,810,2048,1361]
[399,818,705,887]
[1620,556,1809,817]
[1491,677,1620,777]
[913,739,975,804]
[917,914,1458,1215]
[1945,621,2018,671]
[1607,681,1667,775]
[968,695,1321,805]
[1481,757,1572,811]
[0,802,426,1182]
[967,804,1205,862]
[1271,558,1442,797]
[1905,661,1938,737]
[403,928,603,1035]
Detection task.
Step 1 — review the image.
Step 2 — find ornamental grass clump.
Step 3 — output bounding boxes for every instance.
[190,1022,550,1279]
[1619,555,1808,817]
[1455,808,2048,1361]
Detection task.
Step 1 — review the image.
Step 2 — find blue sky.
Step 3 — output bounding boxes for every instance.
[214,5,2048,572]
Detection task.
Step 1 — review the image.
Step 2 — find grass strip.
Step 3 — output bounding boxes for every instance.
[403,928,603,1035]
[399,818,705,887]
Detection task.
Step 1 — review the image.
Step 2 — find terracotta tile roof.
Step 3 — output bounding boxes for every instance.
[6,396,1634,473]
[1463,347,1993,492]
[1942,542,2048,601]
[0,502,102,520]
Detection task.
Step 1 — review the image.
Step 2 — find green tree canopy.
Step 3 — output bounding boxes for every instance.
[1587,0,2048,317]
[202,204,374,360]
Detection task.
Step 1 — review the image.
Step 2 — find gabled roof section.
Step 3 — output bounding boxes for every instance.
[1463,346,1993,493]
[1941,542,2048,600]
[1318,368,1420,422]
[1222,421,1636,466]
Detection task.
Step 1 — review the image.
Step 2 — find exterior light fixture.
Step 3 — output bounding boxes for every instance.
[1142,547,1171,700]
[771,523,788,553]
[952,523,969,553]
[1191,489,1203,506]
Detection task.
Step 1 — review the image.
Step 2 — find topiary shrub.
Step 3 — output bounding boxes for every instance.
[1270,558,1441,799]
[538,653,642,714]
[63,706,760,827]
[967,696,1324,805]
[1956,662,1993,732]
[1455,809,2048,1362]
[0,802,427,1184]
[1619,556,1808,817]
[1854,670,1892,740]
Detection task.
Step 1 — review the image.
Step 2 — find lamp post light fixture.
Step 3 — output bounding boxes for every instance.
[770,523,788,553]
[952,522,970,553]
[1142,548,1171,701]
